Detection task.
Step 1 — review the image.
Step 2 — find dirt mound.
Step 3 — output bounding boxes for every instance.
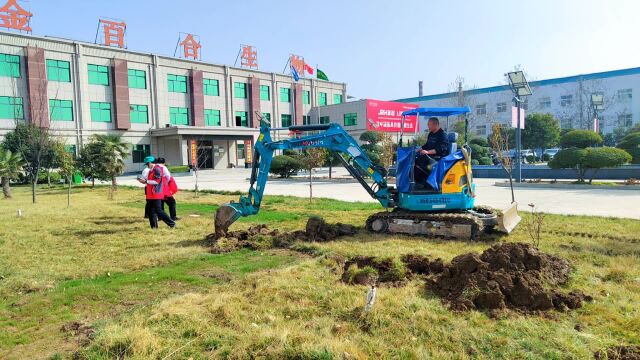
[428,243,591,312]
[341,256,406,286]
[401,254,444,276]
[206,217,359,253]
[61,321,95,346]
[595,346,640,360]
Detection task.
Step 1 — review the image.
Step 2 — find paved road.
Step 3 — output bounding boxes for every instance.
[118,168,640,219]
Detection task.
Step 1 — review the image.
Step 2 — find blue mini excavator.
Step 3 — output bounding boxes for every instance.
[214,108,520,240]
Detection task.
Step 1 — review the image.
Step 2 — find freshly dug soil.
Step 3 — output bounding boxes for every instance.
[341,256,406,286]
[206,217,358,253]
[595,346,640,360]
[428,243,592,312]
[401,254,444,276]
[61,321,95,346]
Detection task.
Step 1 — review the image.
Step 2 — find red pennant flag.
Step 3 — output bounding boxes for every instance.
[304,63,314,75]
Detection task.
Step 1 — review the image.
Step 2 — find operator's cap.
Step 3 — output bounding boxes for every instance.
[143,155,156,164]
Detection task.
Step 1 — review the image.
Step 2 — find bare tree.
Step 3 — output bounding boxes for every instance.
[303,147,327,203]
[490,123,515,203]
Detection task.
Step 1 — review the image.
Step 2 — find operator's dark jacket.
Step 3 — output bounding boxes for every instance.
[421,128,450,158]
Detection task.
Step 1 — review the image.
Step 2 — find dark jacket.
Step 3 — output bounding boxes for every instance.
[421,128,450,158]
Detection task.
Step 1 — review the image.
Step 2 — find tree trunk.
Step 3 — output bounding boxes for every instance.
[1,176,11,199]
[329,159,332,179]
[47,168,51,188]
[32,163,40,204]
[309,168,313,203]
[589,169,598,185]
[109,176,117,200]
[67,176,71,207]
[91,177,95,188]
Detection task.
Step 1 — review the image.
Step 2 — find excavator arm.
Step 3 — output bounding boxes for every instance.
[214,123,392,236]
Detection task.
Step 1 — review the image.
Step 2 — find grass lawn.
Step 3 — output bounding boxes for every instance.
[0,185,638,359]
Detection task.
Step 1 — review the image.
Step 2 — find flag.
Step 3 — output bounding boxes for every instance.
[317,69,328,81]
[304,63,314,75]
[593,117,599,133]
[291,65,299,81]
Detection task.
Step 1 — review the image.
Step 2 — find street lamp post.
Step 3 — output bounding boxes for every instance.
[591,93,604,134]
[506,71,532,183]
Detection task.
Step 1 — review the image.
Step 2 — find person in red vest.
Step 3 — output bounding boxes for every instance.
[156,158,178,221]
[142,158,175,229]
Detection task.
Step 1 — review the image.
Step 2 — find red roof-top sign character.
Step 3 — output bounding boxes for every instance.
[0,0,32,32]
[99,19,126,48]
[180,34,201,60]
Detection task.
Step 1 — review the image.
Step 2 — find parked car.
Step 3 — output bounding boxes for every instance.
[544,148,560,159]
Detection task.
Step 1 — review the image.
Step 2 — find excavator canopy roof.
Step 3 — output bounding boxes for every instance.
[402,107,471,117]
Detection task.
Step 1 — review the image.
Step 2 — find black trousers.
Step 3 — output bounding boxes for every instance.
[414,154,431,185]
[147,199,175,228]
[162,196,177,220]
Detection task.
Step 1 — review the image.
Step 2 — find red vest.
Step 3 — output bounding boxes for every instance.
[145,165,166,200]
[165,177,178,197]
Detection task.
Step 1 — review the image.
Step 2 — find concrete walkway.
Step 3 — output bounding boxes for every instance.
[118,168,640,219]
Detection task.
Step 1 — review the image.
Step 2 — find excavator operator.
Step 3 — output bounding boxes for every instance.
[414,117,449,185]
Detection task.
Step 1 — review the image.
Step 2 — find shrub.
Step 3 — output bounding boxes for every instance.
[167,165,189,173]
[471,159,479,165]
[470,143,489,160]
[560,130,603,148]
[548,148,588,181]
[617,132,640,164]
[526,155,536,163]
[37,170,61,184]
[542,154,551,161]
[269,155,304,178]
[583,147,631,183]
[478,157,493,165]
[469,137,489,147]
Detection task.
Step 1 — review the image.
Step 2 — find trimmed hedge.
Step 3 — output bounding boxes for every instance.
[560,130,603,148]
[168,165,190,173]
[617,132,640,164]
[269,155,305,178]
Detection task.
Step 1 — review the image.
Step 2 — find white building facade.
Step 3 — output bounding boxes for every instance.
[396,68,640,137]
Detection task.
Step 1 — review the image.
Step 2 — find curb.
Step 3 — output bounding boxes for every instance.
[494,182,640,191]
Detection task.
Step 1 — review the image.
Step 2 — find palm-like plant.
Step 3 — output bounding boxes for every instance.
[0,148,24,199]
[92,134,129,199]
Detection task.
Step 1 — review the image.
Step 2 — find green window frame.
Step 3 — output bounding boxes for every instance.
[319,116,330,124]
[280,88,291,102]
[303,115,311,125]
[260,85,270,101]
[88,64,109,85]
[262,112,271,123]
[132,144,151,163]
[46,59,71,82]
[234,82,247,98]
[333,94,343,104]
[205,109,221,126]
[344,113,357,126]
[203,78,219,96]
[235,111,248,127]
[0,54,20,78]
[130,104,148,124]
[0,96,23,119]
[281,114,292,127]
[128,69,146,89]
[90,102,112,122]
[169,107,189,125]
[303,90,310,105]
[319,92,327,106]
[49,99,73,121]
[168,74,188,93]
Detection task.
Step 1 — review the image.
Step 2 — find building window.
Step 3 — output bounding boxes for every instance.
[234,82,247,98]
[64,145,77,159]
[303,90,310,105]
[617,89,632,102]
[333,94,343,104]
[303,115,311,125]
[618,114,633,127]
[88,64,109,85]
[476,104,486,115]
[237,143,245,159]
[476,125,487,136]
[539,97,551,108]
[49,99,73,121]
[46,59,71,82]
[169,107,189,125]
[344,113,357,126]
[130,104,148,124]
[496,102,507,113]
[0,96,23,119]
[168,74,188,93]
[261,112,271,124]
[280,87,291,102]
[319,92,327,106]
[235,111,248,127]
[128,69,146,89]
[0,54,20,78]
[281,114,292,127]
[560,95,573,107]
[205,109,221,126]
[132,144,151,163]
[0,54,19,78]
[90,102,112,122]
[203,78,219,96]
[260,85,270,101]
[320,116,330,124]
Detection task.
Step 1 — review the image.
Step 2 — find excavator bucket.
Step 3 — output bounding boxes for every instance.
[214,204,242,237]
[496,202,521,234]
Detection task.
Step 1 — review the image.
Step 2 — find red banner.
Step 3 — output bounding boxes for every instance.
[365,99,418,132]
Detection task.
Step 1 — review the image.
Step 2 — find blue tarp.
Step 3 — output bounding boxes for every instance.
[427,150,465,191]
[402,107,470,117]
[396,147,414,193]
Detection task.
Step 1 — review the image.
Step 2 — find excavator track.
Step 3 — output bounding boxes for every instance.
[366,209,486,240]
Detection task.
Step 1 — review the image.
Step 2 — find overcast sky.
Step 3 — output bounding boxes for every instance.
[25,0,640,100]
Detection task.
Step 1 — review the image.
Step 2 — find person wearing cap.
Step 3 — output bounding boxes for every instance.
[138,156,175,228]
[156,157,178,221]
